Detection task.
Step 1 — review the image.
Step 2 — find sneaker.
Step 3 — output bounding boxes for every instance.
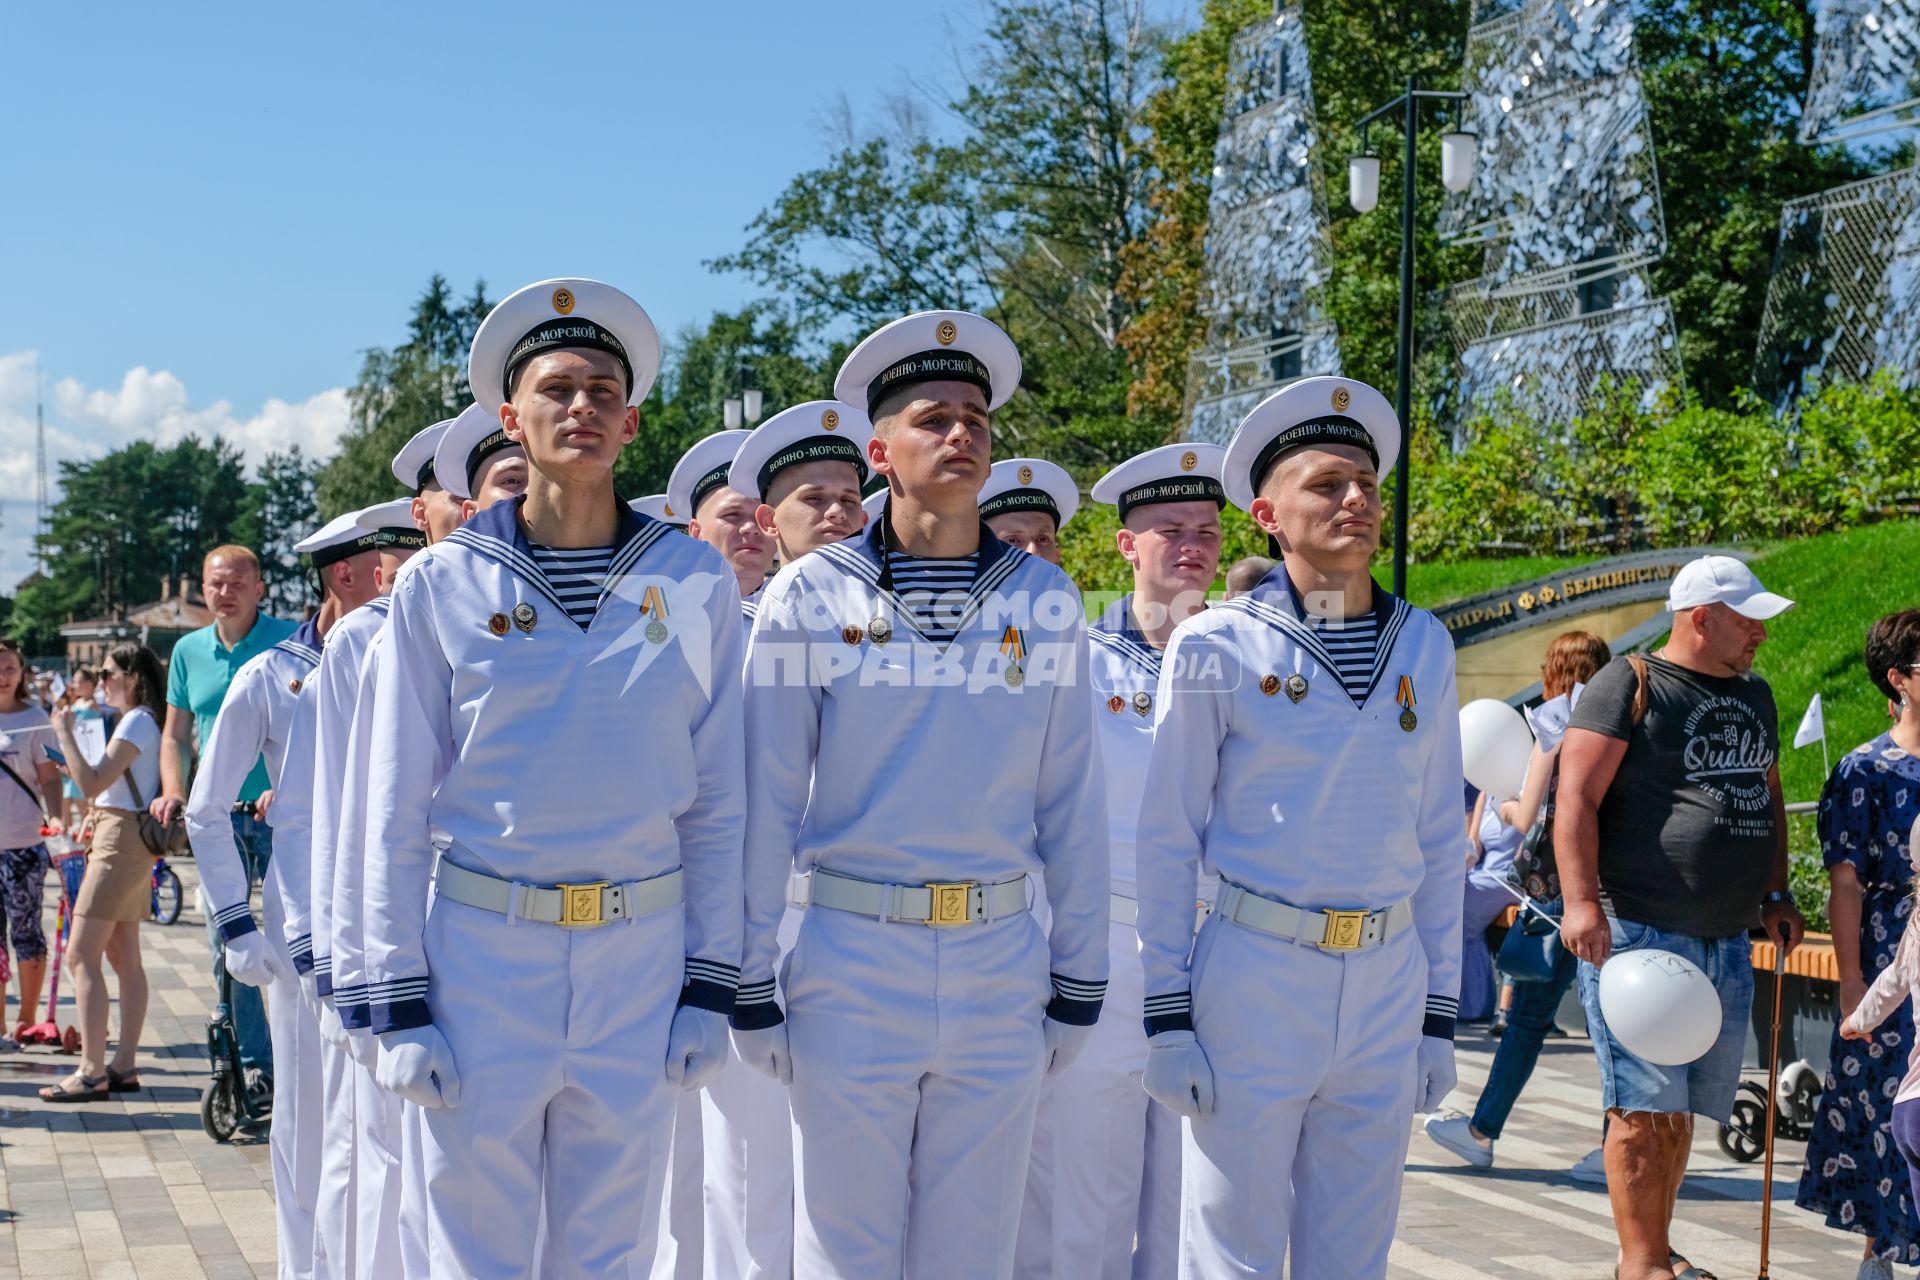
[1423,1112,1494,1168]
[1856,1256,1895,1280]
[1569,1147,1607,1185]
[244,1069,274,1110]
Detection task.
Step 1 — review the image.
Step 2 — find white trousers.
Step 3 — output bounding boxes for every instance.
[649,1090,705,1279]
[787,907,1049,1280]
[419,895,681,1279]
[262,882,322,1280]
[349,1050,407,1278]
[699,905,801,1280]
[1016,917,1179,1280]
[1180,917,1424,1280]
[398,1097,429,1277]
[312,1035,355,1279]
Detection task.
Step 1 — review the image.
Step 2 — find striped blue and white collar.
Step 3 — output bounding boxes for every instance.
[814,510,1024,650]
[273,616,324,667]
[1224,564,1411,709]
[1090,593,1163,677]
[445,494,673,632]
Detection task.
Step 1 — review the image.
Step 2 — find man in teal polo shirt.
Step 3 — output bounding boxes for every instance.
[152,544,296,1084]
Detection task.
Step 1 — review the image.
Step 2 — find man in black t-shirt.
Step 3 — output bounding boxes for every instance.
[1558,555,1805,1280]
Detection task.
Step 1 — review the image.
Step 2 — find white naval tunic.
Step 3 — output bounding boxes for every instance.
[360,497,746,1280]
[1134,567,1466,1279]
[183,617,326,1280]
[742,519,1110,1280]
[1017,594,1181,1280]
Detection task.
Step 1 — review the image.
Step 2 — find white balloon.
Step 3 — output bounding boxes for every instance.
[1458,698,1534,798]
[1597,948,1723,1066]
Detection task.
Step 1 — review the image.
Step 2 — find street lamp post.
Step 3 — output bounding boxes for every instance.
[1348,78,1475,598]
[724,365,766,431]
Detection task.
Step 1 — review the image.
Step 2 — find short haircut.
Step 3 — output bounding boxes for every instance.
[1541,630,1612,700]
[1224,556,1275,598]
[203,544,262,577]
[1865,609,1920,701]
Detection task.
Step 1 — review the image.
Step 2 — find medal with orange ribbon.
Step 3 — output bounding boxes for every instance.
[1396,675,1418,732]
[640,585,669,644]
[1001,626,1026,688]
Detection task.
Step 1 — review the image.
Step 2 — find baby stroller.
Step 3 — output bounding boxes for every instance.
[1717,1060,1822,1161]
[16,838,86,1053]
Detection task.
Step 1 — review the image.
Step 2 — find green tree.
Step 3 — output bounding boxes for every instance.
[316,275,492,517]
[237,446,320,617]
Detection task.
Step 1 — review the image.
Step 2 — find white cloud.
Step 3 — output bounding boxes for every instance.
[0,349,350,593]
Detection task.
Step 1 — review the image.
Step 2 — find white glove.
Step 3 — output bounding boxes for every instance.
[345,1026,380,1070]
[223,930,285,989]
[1416,1036,1457,1114]
[731,1022,793,1085]
[1142,1030,1214,1119]
[665,1006,731,1091]
[317,1000,352,1053]
[1042,1019,1093,1076]
[376,1025,461,1109]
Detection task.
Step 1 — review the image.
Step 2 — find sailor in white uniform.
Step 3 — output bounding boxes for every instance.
[397,415,470,545]
[978,457,1077,565]
[1016,442,1225,1280]
[740,310,1110,1280]
[277,500,423,1280]
[184,504,389,1280]
[1134,377,1465,1279]
[360,278,745,1278]
[327,408,528,1278]
[687,400,874,1280]
[671,428,774,626]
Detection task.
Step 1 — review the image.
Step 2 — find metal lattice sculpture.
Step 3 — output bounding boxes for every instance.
[1438,0,1682,425]
[1183,7,1339,445]
[1754,166,1920,402]
[1801,0,1920,143]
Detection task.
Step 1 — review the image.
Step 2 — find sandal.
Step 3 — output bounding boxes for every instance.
[38,1071,109,1103]
[105,1065,142,1092]
[1670,1253,1719,1279]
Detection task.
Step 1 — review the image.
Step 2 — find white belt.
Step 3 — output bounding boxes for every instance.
[800,868,1029,927]
[1216,878,1412,952]
[434,858,682,928]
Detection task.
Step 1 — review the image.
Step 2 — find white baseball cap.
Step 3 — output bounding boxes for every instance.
[1667,555,1794,620]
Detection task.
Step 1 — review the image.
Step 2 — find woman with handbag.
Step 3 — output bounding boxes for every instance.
[1425,630,1610,1172]
[38,642,167,1102]
[0,639,61,1043]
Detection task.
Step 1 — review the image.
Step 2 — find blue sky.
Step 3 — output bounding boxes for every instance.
[0,1,1043,587]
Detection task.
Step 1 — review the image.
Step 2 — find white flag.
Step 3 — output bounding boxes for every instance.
[1793,692,1825,749]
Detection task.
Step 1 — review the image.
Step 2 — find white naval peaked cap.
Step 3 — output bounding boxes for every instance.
[297,501,411,568]
[726,401,874,503]
[667,430,754,522]
[978,458,1079,531]
[1221,376,1400,512]
[861,489,890,525]
[467,277,662,414]
[356,498,423,540]
[834,310,1022,414]
[392,417,454,492]
[432,403,520,502]
[629,493,684,528]
[1091,442,1228,519]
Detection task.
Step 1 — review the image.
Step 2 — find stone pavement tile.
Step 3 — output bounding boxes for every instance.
[197,1260,253,1280]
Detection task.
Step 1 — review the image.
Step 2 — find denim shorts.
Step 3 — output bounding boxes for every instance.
[1576,915,1754,1122]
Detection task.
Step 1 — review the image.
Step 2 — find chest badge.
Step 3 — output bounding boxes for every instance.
[1285,673,1308,704]
[1000,626,1027,688]
[640,585,670,644]
[1260,674,1280,697]
[1396,675,1418,732]
[842,624,864,646]
[488,613,510,636]
[869,614,893,646]
[511,602,538,634]
[288,678,303,694]
[1107,694,1125,714]
[1132,691,1152,717]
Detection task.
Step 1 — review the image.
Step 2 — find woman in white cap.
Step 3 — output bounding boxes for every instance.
[738,309,1110,1280]
[359,278,744,1278]
[182,505,390,1279]
[1134,376,1466,1279]
[1017,441,1225,1280]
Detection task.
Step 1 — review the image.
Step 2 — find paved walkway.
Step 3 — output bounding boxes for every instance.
[0,860,1878,1278]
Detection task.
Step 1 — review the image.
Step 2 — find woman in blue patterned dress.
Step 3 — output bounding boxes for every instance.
[1797,610,1920,1278]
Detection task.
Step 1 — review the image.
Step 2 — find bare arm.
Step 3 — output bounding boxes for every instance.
[155,705,194,821]
[1467,790,1486,866]
[50,713,140,801]
[1499,742,1558,834]
[1555,726,1628,965]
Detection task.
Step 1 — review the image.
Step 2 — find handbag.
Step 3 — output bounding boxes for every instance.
[121,768,189,858]
[1495,902,1564,983]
